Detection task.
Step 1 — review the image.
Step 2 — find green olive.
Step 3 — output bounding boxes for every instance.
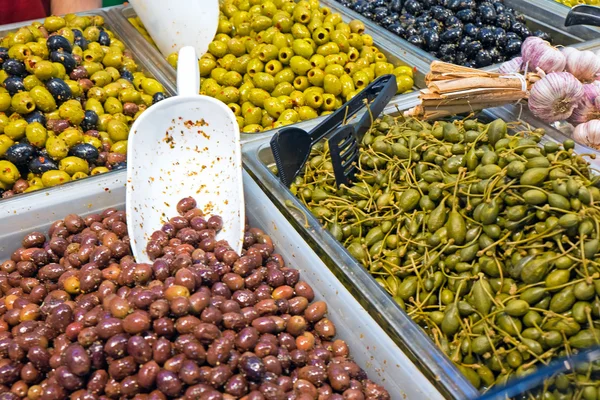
[106,119,129,142]
[242,102,263,125]
[278,47,294,65]
[140,78,165,96]
[290,56,312,76]
[30,86,56,112]
[42,170,71,187]
[246,59,264,77]
[323,74,342,96]
[85,98,105,115]
[272,82,294,97]
[4,119,28,141]
[263,97,285,119]
[0,160,20,185]
[25,122,47,148]
[59,128,83,147]
[292,39,314,59]
[59,100,85,125]
[59,156,89,176]
[274,68,295,84]
[298,105,319,120]
[0,135,14,156]
[44,16,66,32]
[252,72,276,92]
[248,88,271,108]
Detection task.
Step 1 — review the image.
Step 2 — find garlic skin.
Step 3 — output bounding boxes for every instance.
[573,119,600,149]
[520,36,566,73]
[528,72,584,123]
[498,57,523,74]
[565,49,600,82]
[568,82,600,125]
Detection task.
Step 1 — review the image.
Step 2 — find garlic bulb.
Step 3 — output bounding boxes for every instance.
[565,49,600,82]
[528,72,584,122]
[498,57,523,74]
[573,120,600,149]
[520,36,566,73]
[569,82,600,124]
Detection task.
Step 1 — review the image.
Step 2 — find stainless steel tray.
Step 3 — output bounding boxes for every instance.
[0,169,443,400]
[241,97,600,400]
[0,9,175,95]
[324,0,600,70]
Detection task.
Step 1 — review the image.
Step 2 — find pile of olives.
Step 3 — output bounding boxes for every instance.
[132,0,415,133]
[0,198,391,399]
[335,0,552,67]
[0,15,168,198]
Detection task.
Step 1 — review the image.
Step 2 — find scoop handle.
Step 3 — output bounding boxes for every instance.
[177,46,200,97]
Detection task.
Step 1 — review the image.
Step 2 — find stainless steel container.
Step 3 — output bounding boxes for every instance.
[241,97,600,399]
[110,4,431,88]
[0,170,443,400]
[323,0,600,70]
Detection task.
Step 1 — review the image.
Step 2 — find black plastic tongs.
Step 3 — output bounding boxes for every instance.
[270,74,397,188]
[565,5,600,27]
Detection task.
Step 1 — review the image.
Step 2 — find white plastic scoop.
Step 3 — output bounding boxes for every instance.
[128,0,219,58]
[126,46,244,264]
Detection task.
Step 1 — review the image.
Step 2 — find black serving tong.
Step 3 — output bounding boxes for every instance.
[475,346,600,400]
[565,5,600,27]
[270,74,397,188]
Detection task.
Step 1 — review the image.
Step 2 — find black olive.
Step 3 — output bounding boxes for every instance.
[80,110,99,132]
[407,35,425,48]
[425,20,442,32]
[25,111,46,126]
[29,156,58,175]
[3,76,25,96]
[373,7,388,22]
[533,30,551,42]
[152,92,167,104]
[46,78,72,103]
[2,59,26,77]
[437,0,450,8]
[477,27,495,48]
[404,0,423,15]
[390,0,402,12]
[400,13,416,26]
[447,0,461,11]
[475,49,493,67]
[445,17,463,30]
[362,10,374,20]
[120,70,134,82]
[457,36,472,52]
[440,27,462,43]
[510,22,530,38]
[98,31,111,46]
[493,2,506,13]
[423,29,441,51]
[439,43,457,56]
[0,47,8,66]
[112,162,127,170]
[505,32,520,42]
[421,0,437,8]
[69,143,99,161]
[49,51,77,73]
[381,16,397,27]
[463,60,477,68]
[5,143,36,166]
[456,9,475,22]
[488,47,502,63]
[405,26,419,37]
[415,15,431,25]
[74,36,88,51]
[464,23,479,37]
[372,0,386,6]
[477,4,496,23]
[458,0,475,9]
[431,6,452,22]
[455,52,468,65]
[387,23,405,36]
[46,35,73,53]
[504,38,522,55]
[72,29,83,38]
[514,11,526,24]
[465,40,483,56]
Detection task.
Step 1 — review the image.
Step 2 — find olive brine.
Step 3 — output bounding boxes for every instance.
[335,0,552,67]
[0,15,168,198]
[281,114,600,395]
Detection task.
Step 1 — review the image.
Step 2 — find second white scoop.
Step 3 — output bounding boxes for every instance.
[126,47,244,263]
